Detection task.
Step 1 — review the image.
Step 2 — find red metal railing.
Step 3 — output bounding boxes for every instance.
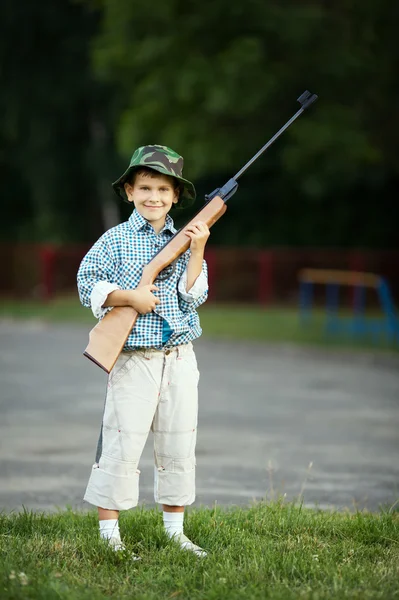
[1,244,398,306]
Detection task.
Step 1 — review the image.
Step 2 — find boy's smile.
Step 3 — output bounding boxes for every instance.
[124,172,179,233]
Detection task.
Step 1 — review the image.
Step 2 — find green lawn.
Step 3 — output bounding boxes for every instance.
[1,503,398,599]
[0,296,92,324]
[1,296,397,353]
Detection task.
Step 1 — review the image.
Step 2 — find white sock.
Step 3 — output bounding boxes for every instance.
[163,511,184,539]
[99,519,120,541]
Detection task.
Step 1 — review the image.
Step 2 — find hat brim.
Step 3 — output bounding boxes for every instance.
[112,165,196,209]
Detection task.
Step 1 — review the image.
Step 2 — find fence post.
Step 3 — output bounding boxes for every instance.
[258,250,274,304]
[39,245,56,301]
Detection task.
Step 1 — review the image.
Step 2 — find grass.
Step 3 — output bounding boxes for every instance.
[1,502,398,599]
[0,296,398,353]
[0,296,92,324]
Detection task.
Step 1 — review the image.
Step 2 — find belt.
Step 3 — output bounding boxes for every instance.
[127,342,192,358]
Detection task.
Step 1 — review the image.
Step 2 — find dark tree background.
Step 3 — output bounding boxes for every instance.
[1,0,398,247]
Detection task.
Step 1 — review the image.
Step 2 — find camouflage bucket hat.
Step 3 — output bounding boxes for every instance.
[112,145,196,209]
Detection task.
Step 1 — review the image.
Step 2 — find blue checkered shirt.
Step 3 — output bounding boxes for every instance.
[77,210,208,350]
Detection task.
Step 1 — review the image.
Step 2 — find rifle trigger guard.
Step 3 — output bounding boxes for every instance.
[155,258,178,282]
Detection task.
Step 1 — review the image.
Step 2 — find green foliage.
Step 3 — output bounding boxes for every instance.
[1,0,399,245]
[90,0,394,181]
[0,0,105,242]
[84,0,399,247]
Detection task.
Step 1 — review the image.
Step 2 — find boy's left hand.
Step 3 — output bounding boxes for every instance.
[184,221,210,254]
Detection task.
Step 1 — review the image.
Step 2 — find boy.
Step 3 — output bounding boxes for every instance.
[77,145,210,558]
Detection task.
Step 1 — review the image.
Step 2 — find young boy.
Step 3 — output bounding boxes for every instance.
[77,145,210,558]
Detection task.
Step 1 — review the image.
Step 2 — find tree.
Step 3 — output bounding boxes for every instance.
[0,0,108,241]
[87,0,399,247]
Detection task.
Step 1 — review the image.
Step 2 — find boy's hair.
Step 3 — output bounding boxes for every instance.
[127,166,181,193]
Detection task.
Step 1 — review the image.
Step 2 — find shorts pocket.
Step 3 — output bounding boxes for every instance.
[108,354,138,389]
[182,351,200,381]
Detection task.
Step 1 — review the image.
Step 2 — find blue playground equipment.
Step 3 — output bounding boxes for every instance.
[298,269,399,344]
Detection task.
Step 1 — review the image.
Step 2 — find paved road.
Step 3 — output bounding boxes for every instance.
[1,320,398,513]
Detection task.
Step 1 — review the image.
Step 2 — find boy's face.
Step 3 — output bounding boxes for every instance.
[124,171,179,232]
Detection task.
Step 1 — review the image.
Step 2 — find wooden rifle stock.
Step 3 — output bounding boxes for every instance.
[84,196,227,373]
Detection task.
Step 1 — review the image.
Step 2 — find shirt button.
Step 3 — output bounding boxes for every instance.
[165,349,171,355]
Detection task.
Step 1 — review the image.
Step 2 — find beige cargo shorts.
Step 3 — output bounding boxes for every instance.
[84,342,199,510]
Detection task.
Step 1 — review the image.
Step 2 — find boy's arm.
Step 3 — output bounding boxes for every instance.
[78,237,160,318]
[90,281,121,319]
[178,258,208,311]
[77,238,121,319]
[177,221,209,312]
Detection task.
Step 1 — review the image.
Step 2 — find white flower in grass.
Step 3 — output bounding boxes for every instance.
[8,571,29,585]
[19,572,29,586]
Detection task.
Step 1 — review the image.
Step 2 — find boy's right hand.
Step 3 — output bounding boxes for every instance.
[127,285,160,314]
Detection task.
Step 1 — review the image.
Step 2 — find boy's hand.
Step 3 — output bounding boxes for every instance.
[126,285,160,314]
[184,221,210,254]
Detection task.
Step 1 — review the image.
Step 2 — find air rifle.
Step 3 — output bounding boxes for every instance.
[84,90,318,373]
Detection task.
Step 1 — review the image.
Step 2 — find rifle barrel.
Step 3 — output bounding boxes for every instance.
[233,91,318,181]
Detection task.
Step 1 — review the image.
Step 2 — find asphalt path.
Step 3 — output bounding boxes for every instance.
[1,320,398,513]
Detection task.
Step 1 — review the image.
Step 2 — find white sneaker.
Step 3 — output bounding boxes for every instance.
[173,533,207,558]
[107,536,141,561]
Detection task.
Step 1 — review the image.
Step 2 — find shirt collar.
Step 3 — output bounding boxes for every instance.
[128,209,177,235]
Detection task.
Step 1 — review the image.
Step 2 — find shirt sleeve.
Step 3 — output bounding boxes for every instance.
[77,237,120,319]
[178,259,208,312]
[90,281,121,319]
